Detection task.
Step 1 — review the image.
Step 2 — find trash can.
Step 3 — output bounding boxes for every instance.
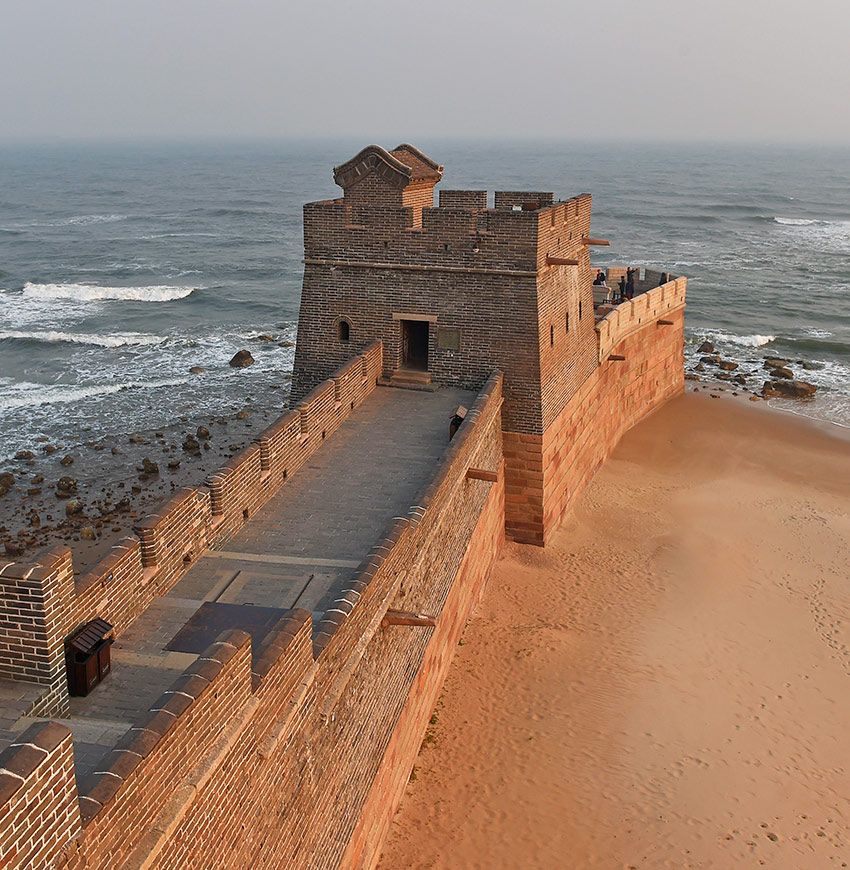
[65,618,114,696]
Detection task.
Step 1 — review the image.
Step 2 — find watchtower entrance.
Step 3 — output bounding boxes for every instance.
[401,319,429,371]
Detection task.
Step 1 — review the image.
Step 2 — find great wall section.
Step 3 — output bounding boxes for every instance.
[0,144,686,869]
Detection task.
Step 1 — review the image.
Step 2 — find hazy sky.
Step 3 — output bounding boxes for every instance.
[3,0,849,143]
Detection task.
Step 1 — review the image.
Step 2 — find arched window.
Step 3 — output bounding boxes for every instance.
[337,319,351,342]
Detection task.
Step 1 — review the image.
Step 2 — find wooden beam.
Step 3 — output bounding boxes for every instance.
[657,319,674,326]
[581,237,610,246]
[466,467,498,482]
[608,354,626,361]
[546,255,579,267]
[381,610,437,629]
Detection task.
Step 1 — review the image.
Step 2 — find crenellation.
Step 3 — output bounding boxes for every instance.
[0,144,687,869]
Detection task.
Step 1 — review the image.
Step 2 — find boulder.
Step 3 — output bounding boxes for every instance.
[694,363,706,372]
[278,340,295,348]
[140,458,159,475]
[800,360,822,371]
[252,334,274,342]
[32,474,44,484]
[0,472,14,497]
[182,435,200,453]
[771,366,793,379]
[14,450,34,461]
[3,541,24,557]
[59,455,74,467]
[697,340,715,354]
[189,366,206,375]
[716,360,739,371]
[167,459,181,470]
[763,357,789,369]
[80,526,96,541]
[28,510,40,528]
[762,380,818,399]
[229,350,254,368]
[65,499,84,517]
[196,426,211,440]
[235,410,251,420]
[699,355,720,364]
[43,444,58,455]
[128,434,147,444]
[55,476,78,496]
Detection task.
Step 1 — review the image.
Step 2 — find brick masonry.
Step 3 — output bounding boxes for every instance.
[0,144,686,868]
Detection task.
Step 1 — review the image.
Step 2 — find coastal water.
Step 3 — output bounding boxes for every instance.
[1,140,849,459]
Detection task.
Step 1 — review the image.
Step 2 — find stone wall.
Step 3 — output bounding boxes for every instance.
[504,285,686,544]
[0,343,383,719]
[0,371,505,870]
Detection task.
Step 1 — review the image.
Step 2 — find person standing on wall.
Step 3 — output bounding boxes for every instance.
[625,267,636,300]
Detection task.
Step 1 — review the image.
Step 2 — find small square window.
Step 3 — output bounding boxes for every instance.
[438,327,461,351]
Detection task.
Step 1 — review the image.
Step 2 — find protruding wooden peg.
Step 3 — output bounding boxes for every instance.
[546,255,580,267]
[382,610,437,629]
[466,468,498,482]
[657,319,674,326]
[581,237,610,246]
[608,354,626,361]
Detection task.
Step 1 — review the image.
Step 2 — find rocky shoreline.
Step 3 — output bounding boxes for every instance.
[686,339,821,403]
[0,348,291,574]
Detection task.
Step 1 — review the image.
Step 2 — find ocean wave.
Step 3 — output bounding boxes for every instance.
[701,331,776,348]
[20,282,199,303]
[0,330,164,348]
[0,377,187,412]
[774,217,821,226]
[781,335,850,355]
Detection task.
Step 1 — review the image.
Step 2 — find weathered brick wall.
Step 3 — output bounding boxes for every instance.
[505,302,686,544]
[438,189,487,210]
[0,370,505,870]
[0,722,80,868]
[0,344,383,724]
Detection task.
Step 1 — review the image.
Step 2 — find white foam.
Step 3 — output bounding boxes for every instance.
[0,330,164,348]
[20,282,198,303]
[774,217,819,226]
[704,331,776,348]
[0,377,187,412]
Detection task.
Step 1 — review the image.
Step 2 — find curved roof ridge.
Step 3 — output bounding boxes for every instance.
[391,143,444,174]
[333,145,412,190]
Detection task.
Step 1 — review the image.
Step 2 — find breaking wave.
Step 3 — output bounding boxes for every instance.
[774,217,821,226]
[703,331,776,348]
[0,329,164,348]
[0,377,187,412]
[20,282,199,303]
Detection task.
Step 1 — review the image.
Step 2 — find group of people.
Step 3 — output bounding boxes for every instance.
[592,268,670,305]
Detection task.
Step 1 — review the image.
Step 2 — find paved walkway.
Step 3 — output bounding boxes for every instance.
[13,385,474,779]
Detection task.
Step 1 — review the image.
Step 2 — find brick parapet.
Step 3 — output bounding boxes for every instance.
[596,277,687,362]
[0,721,81,869]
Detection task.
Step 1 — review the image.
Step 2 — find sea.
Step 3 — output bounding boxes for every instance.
[1,139,849,460]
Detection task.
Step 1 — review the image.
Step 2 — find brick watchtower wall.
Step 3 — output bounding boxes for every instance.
[291,144,685,547]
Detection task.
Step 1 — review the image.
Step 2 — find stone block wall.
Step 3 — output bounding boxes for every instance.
[0,370,505,870]
[0,343,383,720]
[505,288,686,544]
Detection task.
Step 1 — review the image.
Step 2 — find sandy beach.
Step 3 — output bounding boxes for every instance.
[380,391,850,869]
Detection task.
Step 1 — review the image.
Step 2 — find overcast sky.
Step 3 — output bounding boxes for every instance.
[2,0,849,144]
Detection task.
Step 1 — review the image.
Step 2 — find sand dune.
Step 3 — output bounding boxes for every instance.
[380,393,850,869]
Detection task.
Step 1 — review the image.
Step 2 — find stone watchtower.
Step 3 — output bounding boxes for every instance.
[292,143,604,545]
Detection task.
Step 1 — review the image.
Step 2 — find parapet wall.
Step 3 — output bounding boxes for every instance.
[0,369,505,870]
[0,342,384,719]
[504,279,686,544]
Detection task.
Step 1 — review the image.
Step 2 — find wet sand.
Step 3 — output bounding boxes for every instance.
[381,391,850,869]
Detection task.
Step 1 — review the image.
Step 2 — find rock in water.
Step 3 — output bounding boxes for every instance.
[140,458,160,475]
[55,476,78,497]
[196,426,211,440]
[182,435,200,453]
[762,380,818,399]
[80,526,96,540]
[716,360,739,371]
[65,499,84,516]
[4,541,24,557]
[697,340,715,354]
[229,350,255,368]
[771,366,794,379]
[14,450,34,461]
[189,366,205,375]
[0,472,14,497]
[60,455,74,467]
